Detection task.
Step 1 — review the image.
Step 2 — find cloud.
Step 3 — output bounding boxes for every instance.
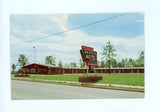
[11,28,144,64]
[10,14,144,66]
[30,29,144,62]
[50,14,68,31]
[10,35,23,45]
[10,14,69,40]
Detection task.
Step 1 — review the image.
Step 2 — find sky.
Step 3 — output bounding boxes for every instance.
[10,13,144,69]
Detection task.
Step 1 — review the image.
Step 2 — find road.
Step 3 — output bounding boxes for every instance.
[11,80,144,100]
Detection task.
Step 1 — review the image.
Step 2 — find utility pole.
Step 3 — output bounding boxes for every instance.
[33,46,36,63]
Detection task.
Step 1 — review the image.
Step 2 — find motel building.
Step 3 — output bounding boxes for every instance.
[18,63,144,75]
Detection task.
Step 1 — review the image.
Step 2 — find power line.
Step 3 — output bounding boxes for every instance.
[14,14,127,44]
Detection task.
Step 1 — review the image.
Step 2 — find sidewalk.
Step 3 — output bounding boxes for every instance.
[64,80,144,89]
[92,83,144,89]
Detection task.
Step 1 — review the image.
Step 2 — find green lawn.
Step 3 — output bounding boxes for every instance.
[19,73,144,86]
[98,74,144,86]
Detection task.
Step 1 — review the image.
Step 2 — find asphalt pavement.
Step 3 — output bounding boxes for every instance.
[11,80,144,100]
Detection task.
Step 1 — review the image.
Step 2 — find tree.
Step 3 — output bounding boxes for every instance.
[79,58,85,68]
[138,51,144,67]
[17,54,28,67]
[105,60,109,67]
[128,58,133,67]
[58,60,63,67]
[70,62,77,68]
[64,63,70,68]
[97,60,101,68]
[117,61,123,67]
[111,58,117,67]
[124,58,129,67]
[45,56,56,66]
[121,59,125,67]
[140,51,144,58]
[131,60,137,67]
[102,41,116,73]
[132,51,144,67]
[11,64,16,72]
[100,60,105,68]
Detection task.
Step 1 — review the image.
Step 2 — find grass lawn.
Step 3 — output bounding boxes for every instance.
[98,74,144,86]
[14,73,144,86]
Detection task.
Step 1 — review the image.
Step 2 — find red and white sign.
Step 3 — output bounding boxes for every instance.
[85,62,98,66]
[81,46,94,50]
[80,46,98,67]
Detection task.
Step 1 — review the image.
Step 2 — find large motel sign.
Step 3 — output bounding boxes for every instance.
[80,46,98,67]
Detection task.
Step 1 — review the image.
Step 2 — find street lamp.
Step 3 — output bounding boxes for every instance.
[33,46,36,63]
